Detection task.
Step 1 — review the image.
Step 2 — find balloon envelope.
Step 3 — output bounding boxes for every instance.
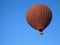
[26,4,52,33]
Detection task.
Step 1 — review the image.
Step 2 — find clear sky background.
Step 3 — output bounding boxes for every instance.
[0,0,60,45]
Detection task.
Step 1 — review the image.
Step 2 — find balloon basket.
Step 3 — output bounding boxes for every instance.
[39,32,43,35]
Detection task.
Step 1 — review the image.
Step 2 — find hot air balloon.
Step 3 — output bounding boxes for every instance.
[26,4,52,35]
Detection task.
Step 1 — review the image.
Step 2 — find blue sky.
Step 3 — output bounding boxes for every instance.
[0,0,60,45]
